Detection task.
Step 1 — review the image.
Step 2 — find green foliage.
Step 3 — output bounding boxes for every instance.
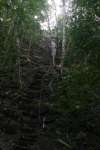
[55,65,100,111]
[65,0,100,67]
[53,1,100,149]
[0,0,47,85]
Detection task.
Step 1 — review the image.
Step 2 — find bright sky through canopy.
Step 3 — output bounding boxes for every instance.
[40,0,62,30]
[48,0,62,15]
[40,0,72,30]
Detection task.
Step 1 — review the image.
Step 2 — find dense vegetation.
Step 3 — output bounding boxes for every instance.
[0,0,100,150]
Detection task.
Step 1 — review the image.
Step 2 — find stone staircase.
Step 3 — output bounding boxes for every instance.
[0,65,58,150]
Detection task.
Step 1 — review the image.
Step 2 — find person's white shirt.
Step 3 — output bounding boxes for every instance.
[51,40,56,56]
[51,40,56,65]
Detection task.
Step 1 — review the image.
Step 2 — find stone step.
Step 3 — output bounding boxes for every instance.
[13,145,28,150]
[20,136,36,143]
[21,127,35,133]
[22,119,38,126]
